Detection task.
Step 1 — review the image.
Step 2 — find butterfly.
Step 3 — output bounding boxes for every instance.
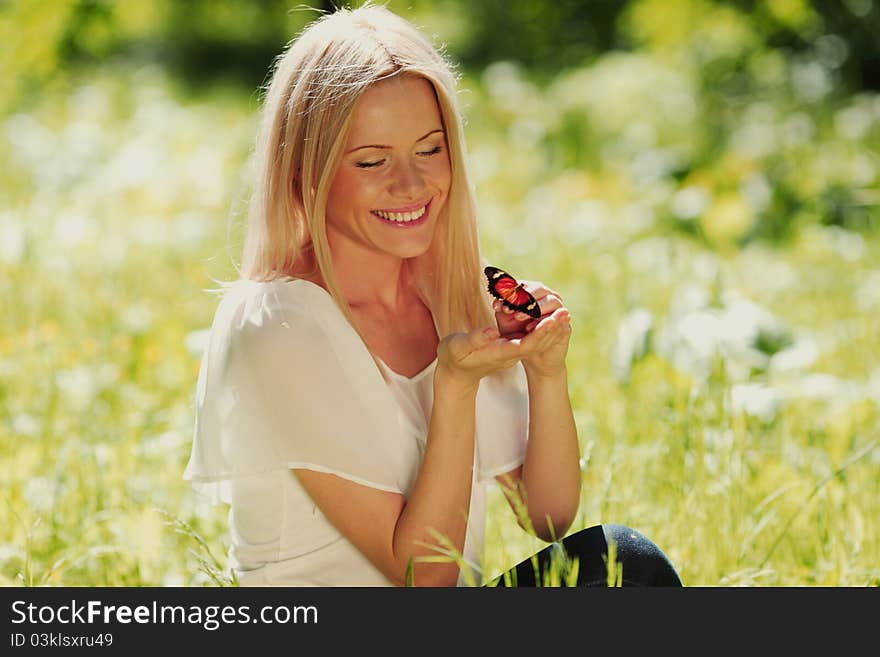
[484,265,542,319]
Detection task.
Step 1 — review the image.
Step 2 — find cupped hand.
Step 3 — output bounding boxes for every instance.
[512,306,572,378]
[491,280,572,378]
[492,279,564,338]
[436,325,523,389]
[437,313,572,391]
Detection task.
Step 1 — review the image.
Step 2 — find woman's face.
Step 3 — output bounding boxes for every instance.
[325,75,452,261]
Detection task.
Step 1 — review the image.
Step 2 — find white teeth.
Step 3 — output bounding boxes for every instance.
[376,205,427,223]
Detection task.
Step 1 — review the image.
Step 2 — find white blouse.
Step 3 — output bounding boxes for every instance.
[184,277,529,586]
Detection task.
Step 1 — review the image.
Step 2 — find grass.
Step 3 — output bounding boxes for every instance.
[1,62,878,587]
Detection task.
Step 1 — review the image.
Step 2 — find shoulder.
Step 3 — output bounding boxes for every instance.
[209,277,341,358]
[202,277,384,392]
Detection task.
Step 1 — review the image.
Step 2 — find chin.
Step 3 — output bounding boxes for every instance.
[387,224,438,260]
[393,241,433,260]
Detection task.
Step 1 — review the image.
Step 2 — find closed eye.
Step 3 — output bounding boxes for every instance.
[355,145,442,169]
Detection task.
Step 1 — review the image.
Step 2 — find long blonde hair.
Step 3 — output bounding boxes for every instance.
[237,4,494,363]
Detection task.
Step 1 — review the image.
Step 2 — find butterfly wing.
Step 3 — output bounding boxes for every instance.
[484,266,541,318]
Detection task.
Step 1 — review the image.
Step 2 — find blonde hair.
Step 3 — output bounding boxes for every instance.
[235,3,495,371]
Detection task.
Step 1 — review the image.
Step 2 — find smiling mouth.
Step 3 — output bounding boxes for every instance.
[371,200,431,227]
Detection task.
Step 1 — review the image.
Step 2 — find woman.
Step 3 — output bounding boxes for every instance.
[184,3,682,587]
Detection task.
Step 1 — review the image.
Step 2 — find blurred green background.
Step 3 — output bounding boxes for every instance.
[1,0,878,587]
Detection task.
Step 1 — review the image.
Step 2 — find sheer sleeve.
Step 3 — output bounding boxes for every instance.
[183,280,413,504]
[474,362,530,481]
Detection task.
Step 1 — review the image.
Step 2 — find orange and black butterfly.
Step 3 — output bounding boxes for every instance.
[484,266,541,319]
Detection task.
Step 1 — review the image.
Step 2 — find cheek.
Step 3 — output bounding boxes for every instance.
[327,171,375,216]
[431,155,452,194]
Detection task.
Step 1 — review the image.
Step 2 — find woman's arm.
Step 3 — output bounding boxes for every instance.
[496,365,581,542]
[295,366,478,587]
[491,286,582,542]
[296,325,527,587]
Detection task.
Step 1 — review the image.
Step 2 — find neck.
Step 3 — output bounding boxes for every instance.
[329,247,415,313]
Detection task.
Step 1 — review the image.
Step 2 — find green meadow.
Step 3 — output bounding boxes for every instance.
[2,2,878,587]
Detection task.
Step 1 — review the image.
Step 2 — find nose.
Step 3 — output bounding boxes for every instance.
[388,157,426,200]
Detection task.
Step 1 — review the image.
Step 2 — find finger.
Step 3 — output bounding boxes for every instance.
[523,313,553,332]
[492,299,511,315]
[549,308,571,328]
[519,317,570,355]
[476,325,499,346]
[493,299,520,316]
[458,326,498,357]
[521,281,563,303]
[535,293,564,317]
[530,308,570,335]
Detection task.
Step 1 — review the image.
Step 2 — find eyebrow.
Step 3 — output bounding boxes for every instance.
[345,129,445,154]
